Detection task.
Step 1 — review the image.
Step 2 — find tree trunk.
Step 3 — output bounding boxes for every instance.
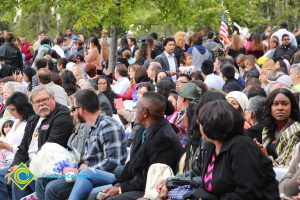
[108,26,118,73]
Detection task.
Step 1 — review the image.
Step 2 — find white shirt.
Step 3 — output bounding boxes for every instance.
[271,28,297,46]
[52,45,65,58]
[204,73,225,90]
[28,117,45,160]
[164,52,177,81]
[0,120,27,168]
[111,77,131,95]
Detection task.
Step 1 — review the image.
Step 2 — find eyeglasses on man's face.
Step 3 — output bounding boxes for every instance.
[32,97,51,106]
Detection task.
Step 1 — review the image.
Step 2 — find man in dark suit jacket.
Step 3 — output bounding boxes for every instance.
[102,92,183,199]
[127,37,139,58]
[154,37,178,79]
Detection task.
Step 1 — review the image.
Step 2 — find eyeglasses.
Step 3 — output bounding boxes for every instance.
[71,106,80,113]
[33,97,51,106]
[7,107,16,113]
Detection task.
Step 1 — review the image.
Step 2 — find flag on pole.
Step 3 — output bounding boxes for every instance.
[219,11,229,47]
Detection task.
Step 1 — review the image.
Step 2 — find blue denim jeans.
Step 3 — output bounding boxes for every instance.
[0,168,10,200]
[45,178,75,200]
[12,180,35,200]
[69,168,116,200]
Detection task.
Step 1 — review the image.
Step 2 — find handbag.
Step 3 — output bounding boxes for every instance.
[165,177,196,190]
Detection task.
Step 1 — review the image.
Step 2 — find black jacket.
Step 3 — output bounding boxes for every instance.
[273,44,298,59]
[11,103,74,166]
[97,92,113,117]
[222,79,242,93]
[117,118,183,193]
[0,42,23,71]
[245,123,264,144]
[198,135,279,200]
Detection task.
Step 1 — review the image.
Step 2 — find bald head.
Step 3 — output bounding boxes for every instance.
[38,68,52,84]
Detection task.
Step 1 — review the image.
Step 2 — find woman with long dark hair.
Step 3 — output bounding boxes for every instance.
[96,75,117,113]
[84,37,102,72]
[262,88,300,167]
[61,70,78,96]
[246,32,266,59]
[22,67,36,91]
[0,92,34,182]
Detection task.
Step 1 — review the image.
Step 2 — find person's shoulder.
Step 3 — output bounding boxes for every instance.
[98,114,123,129]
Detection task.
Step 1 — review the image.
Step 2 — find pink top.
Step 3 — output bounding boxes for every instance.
[85,48,102,69]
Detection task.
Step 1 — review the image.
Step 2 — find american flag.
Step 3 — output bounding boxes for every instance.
[219,11,229,46]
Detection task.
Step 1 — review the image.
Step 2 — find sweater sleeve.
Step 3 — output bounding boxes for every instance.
[84,48,97,64]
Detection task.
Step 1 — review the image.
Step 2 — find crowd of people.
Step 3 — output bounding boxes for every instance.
[0,22,299,200]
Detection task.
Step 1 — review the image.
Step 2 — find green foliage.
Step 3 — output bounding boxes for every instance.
[0,0,299,41]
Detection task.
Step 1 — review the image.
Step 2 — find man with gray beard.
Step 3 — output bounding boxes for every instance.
[4,85,74,200]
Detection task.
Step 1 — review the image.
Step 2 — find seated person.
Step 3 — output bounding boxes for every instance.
[38,89,127,200]
[60,92,183,200]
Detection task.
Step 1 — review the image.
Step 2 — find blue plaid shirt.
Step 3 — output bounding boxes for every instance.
[83,113,127,172]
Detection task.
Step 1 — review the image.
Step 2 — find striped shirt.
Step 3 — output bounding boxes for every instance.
[83,113,127,172]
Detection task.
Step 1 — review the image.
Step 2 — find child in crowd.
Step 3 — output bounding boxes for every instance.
[0,119,14,169]
[0,120,13,139]
[179,52,195,75]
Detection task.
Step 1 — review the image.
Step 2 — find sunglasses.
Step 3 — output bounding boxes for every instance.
[71,106,80,112]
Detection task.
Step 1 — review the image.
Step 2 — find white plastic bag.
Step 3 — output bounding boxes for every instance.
[29,142,79,178]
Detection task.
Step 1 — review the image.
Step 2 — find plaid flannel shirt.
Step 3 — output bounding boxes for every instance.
[83,113,127,172]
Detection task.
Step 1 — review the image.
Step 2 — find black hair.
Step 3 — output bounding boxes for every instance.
[280,22,288,29]
[128,37,137,45]
[141,91,166,118]
[1,120,13,136]
[282,34,289,40]
[178,73,192,81]
[247,86,267,99]
[96,75,112,92]
[74,89,100,113]
[207,31,215,39]
[163,37,175,47]
[197,90,226,110]
[57,58,68,69]
[198,100,244,142]
[264,88,300,140]
[221,64,235,79]
[56,38,64,45]
[40,38,52,46]
[201,59,214,75]
[61,70,78,96]
[156,79,175,99]
[35,58,48,70]
[90,37,101,54]
[150,32,158,40]
[136,82,155,92]
[155,70,168,83]
[23,68,36,91]
[6,92,35,121]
